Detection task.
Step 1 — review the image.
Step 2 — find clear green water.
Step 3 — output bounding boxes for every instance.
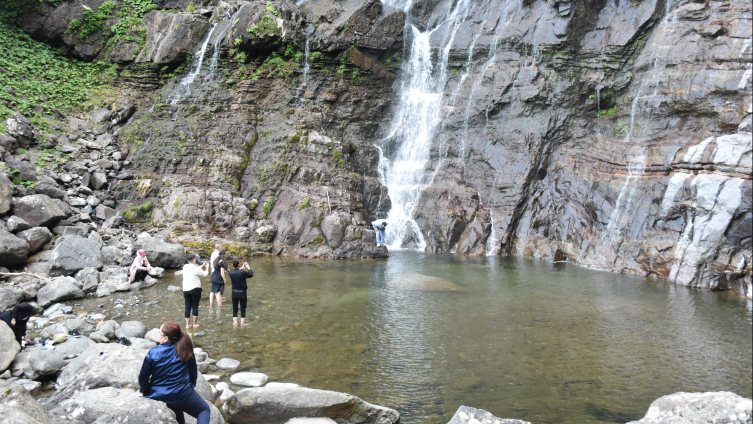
[71,253,752,424]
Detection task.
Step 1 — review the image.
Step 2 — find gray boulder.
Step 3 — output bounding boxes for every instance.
[0,226,30,266]
[90,108,112,124]
[89,331,110,343]
[136,11,210,64]
[627,392,752,424]
[36,276,85,307]
[17,227,53,254]
[134,235,186,268]
[0,285,25,313]
[95,204,116,220]
[448,406,531,424]
[115,321,147,339]
[0,173,12,214]
[0,321,21,372]
[98,320,119,339]
[33,178,65,199]
[144,328,161,343]
[224,386,400,424]
[54,336,97,357]
[0,380,50,424]
[91,171,108,190]
[230,372,269,387]
[6,215,30,233]
[28,349,64,377]
[127,337,157,350]
[11,194,67,227]
[74,267,100,293]
[216,357,241,371]
[49,235,102,276]
[46,387,177,423]
[63,318,96,335]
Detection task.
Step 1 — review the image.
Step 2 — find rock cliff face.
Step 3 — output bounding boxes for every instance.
[10,0,752,294]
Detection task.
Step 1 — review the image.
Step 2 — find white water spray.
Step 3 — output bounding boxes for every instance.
[377,0,475,250]
[168,23,219,104]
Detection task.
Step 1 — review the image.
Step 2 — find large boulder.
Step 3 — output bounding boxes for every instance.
[49,343,144,404]
[0,380,50,424]
[134,235,186,268]
[0,226,30,266]
[0,284,25,312]
[49,235,103,276]
[46,387,177,423]
[6,215,31,233]
[627,392,752,424]
[448,406,531,424]
[0,173,12,214]
[11,194,67,227]
[54,336,97,357]
[0,321,21,372]
[36,276,85,307]
[224,386,400,424]
[28,349,65,377]
[17,227,53,254]
[74,267,101,293]
[229,0,302,50]
[115,321,147,339]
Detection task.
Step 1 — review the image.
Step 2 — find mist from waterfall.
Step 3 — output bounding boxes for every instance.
[377,0,474,249]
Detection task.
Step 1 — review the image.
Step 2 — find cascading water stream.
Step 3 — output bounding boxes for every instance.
[168,23,219,104]
[377,0,474,249]
[296,36,312,99]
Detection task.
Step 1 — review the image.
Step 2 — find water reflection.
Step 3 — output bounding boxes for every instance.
[61,253,751,424]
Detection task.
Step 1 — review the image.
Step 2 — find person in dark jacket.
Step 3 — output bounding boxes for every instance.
[227,259,253,327]
[209,250,228,307]
[0,304,43,346]
[138,320,210,424]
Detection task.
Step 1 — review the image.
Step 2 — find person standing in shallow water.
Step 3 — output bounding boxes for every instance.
[371,219,388,247]
[210,250,228,307]
[138,320,210,424]
[227,258,253,327]
[182,254,209,329]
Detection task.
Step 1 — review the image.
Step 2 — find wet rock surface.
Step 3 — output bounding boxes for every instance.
[448,406,531,424]
[626,392,752,424]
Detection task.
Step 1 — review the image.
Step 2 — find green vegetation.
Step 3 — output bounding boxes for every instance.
[66,2,118,41]
[337,57,346,75]
[186,2,196,13]
[352,229,362,240]
[183,239,256,257]
[248,199,259,210]
[332,149,345,167]
[247,14,277,37]
[589,94,595,99]
[598,105,617,116]
[122,202,153,223]
[266,1,278,16]
[0,0,117,128]
[262,196,276,215]
[298,198,310,210]
[309,235,325,247]
[310,51,322,62]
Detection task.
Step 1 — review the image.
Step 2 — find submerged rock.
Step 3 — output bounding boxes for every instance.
[627,392,752,424]
[224,386,400,424]
[387,273,468,292]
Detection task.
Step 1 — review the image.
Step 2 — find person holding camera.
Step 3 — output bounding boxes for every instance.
[210,250,228,307]
[227,259,253,327]
[182,254,209,329]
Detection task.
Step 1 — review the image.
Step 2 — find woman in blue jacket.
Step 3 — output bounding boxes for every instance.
[138,321,210,424]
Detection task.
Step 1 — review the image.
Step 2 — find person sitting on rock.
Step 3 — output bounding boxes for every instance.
[209,250,228,307]
[0,303,43,346]
[129,250,152,284]
[138,320,210,424]
[228,258,253,327]
[371,219,388,247]
[182,254,209,329]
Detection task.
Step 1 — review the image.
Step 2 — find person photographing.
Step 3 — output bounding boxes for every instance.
[182,254,209,329]
[210,250,228,307]
[227,259,253,327]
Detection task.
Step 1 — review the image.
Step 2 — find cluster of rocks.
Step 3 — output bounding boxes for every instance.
[0,314,402,424]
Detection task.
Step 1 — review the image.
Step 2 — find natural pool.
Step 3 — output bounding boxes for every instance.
[69,252,752,424]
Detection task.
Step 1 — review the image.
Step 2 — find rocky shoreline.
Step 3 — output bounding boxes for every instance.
[1,311,751,423]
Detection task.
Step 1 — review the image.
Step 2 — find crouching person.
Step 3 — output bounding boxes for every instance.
[129,249,152,284]
[138,321,210,424]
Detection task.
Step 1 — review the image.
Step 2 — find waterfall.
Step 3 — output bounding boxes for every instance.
[606,148,646,238]
[113,114,135,135]
[210,12,238,74]
[296,36,311,98]
[168,23,219,104]
[377,0,474,249]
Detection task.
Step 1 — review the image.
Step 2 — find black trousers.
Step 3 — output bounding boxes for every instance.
[134,269,148,282]
[232,295,247,318]
[183,288,202,318]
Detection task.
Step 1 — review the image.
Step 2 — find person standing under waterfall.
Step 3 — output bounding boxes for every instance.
[182,254,209,329]
[228,259,253,327]
[371,219,388,247]
[210,250,228,307]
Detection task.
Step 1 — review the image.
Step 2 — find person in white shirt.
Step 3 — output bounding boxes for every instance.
[182,254,209,329]
[371,219,388,247]
[209,244,222,273]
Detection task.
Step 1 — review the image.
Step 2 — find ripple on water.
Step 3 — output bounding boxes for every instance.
[55,253,752,424]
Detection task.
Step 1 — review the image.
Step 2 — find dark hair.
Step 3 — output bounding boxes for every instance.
[186,254,197,263]
[213,250,226,269]
[232,259,240,268]
[161,321,193,362]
